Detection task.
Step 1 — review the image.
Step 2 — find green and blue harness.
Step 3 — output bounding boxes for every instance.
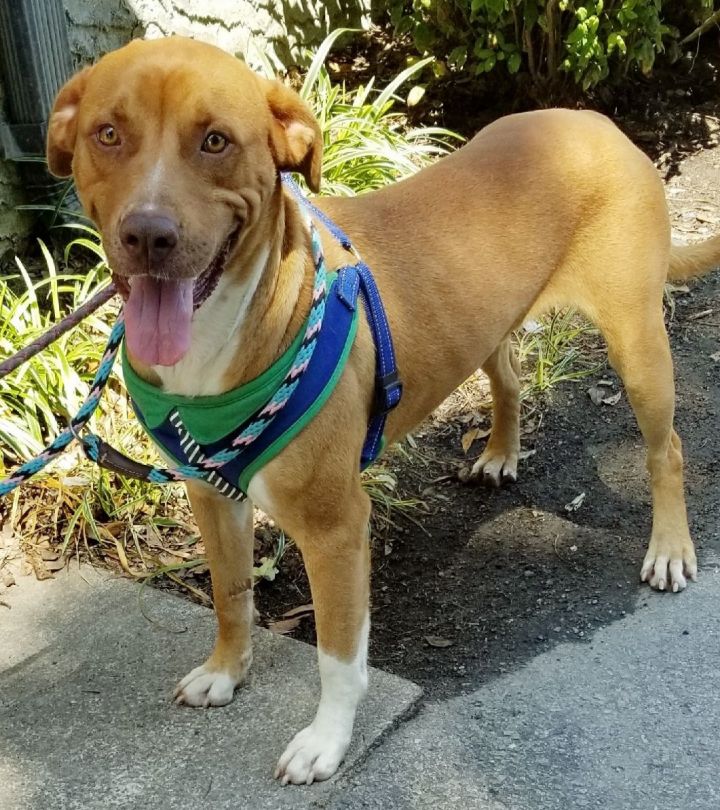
[116,175,403,500]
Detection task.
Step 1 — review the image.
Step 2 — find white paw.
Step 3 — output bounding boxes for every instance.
[640,546,698,593]
[466,447,518,487]
[173,664,240,707]
[274,723,350,786]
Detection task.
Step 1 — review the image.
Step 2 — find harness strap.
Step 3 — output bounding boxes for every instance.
[281,174,354,251]
[282,174,403,467]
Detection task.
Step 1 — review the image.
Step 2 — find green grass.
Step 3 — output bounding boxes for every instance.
[516,309,602,399]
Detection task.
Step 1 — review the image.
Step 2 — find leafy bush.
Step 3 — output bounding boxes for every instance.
[387,0,718,91]
[254,29,462,194]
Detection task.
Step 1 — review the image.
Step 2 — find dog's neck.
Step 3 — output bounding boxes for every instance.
[139,186,314,397]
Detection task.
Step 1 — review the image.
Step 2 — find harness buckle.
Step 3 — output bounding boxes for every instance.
[375,369,403,415]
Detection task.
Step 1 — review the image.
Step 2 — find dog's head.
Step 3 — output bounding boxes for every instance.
[47,36,322,365]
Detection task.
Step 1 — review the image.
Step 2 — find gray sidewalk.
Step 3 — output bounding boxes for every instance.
[2,557,720,810]
[331,553,720,810]
[0,564,420,810]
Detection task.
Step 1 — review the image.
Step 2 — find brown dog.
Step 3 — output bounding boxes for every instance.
[47,37,719,785]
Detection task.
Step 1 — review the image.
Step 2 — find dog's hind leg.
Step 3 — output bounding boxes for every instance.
[599,309,697,592]
[468,338,521,486]
[174,480,255,706]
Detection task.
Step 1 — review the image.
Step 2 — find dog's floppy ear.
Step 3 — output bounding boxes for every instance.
[264,79,323,193]
[46,66,93,178]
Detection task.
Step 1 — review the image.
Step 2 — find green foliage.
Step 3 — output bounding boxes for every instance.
[262,29,463,195]
[387,1,718,91]
[0,231,115,465]
[516,310,601,396]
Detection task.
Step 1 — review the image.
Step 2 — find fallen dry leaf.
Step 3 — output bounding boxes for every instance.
[282,603,314,619]
[711,351,720,362]
[26,551,53,581]
[588,381,620,406]
[461,427,491,454]
[565,492,586,513]
[267,616,302,635]
[424,635,454,648]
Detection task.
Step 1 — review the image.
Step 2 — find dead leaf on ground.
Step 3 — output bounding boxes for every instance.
[602,391,622,406]
[588,381,621,406]
[710,351,720,362]
[25,551,53,581]
[424,635,454,648]
[267,616,302,635]
[282,603,314,619]
[565,492,586,513]
[518,449,536,461]
[461,427,491,454]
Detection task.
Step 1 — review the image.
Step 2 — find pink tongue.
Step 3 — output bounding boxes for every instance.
[124,277,194,366]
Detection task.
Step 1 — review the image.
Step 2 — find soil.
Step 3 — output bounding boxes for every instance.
[253,94,720,700]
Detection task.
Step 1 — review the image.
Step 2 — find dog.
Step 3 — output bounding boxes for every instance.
[46,36,720,785]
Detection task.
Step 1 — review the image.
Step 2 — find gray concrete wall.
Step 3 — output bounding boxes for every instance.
[1,0,370,260]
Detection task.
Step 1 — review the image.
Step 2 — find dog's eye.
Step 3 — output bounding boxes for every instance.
[202,132,229,154]
[97,125,120,147]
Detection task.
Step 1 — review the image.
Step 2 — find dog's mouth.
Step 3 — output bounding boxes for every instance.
[115,226,241,367]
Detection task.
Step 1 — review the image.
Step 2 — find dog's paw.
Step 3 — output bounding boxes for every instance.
[463,447,518,488]
[640,538,697,593]
[274,724,349,786]
[174,658,249,707]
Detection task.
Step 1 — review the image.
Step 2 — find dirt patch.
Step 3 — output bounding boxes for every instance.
[254,137,720,699]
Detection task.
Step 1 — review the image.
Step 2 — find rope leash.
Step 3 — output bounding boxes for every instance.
[0,314,125,497]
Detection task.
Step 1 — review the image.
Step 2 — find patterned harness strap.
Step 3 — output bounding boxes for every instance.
[281,174,403,467]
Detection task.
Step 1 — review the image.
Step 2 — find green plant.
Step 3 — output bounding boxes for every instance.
[0,233,114,464]
[516,309,602,395]
[262,29,463,195]
[387,1,718,92]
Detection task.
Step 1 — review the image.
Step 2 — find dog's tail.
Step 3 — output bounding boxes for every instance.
[668,234,720,282]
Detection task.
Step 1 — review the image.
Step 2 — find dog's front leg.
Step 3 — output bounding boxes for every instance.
[273,484,371,785]
[174,480,254,707]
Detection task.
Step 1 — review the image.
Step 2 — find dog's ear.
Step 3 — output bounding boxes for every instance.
[46,66,93,178]
[264,79,323,193]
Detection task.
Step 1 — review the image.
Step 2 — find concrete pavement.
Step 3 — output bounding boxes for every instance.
[2,556,719,810]
[0,564,420,810]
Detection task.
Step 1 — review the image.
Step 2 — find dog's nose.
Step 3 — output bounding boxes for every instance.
[120,210,179,265]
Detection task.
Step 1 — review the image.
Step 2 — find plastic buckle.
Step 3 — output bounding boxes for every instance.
[375,369,403,415]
